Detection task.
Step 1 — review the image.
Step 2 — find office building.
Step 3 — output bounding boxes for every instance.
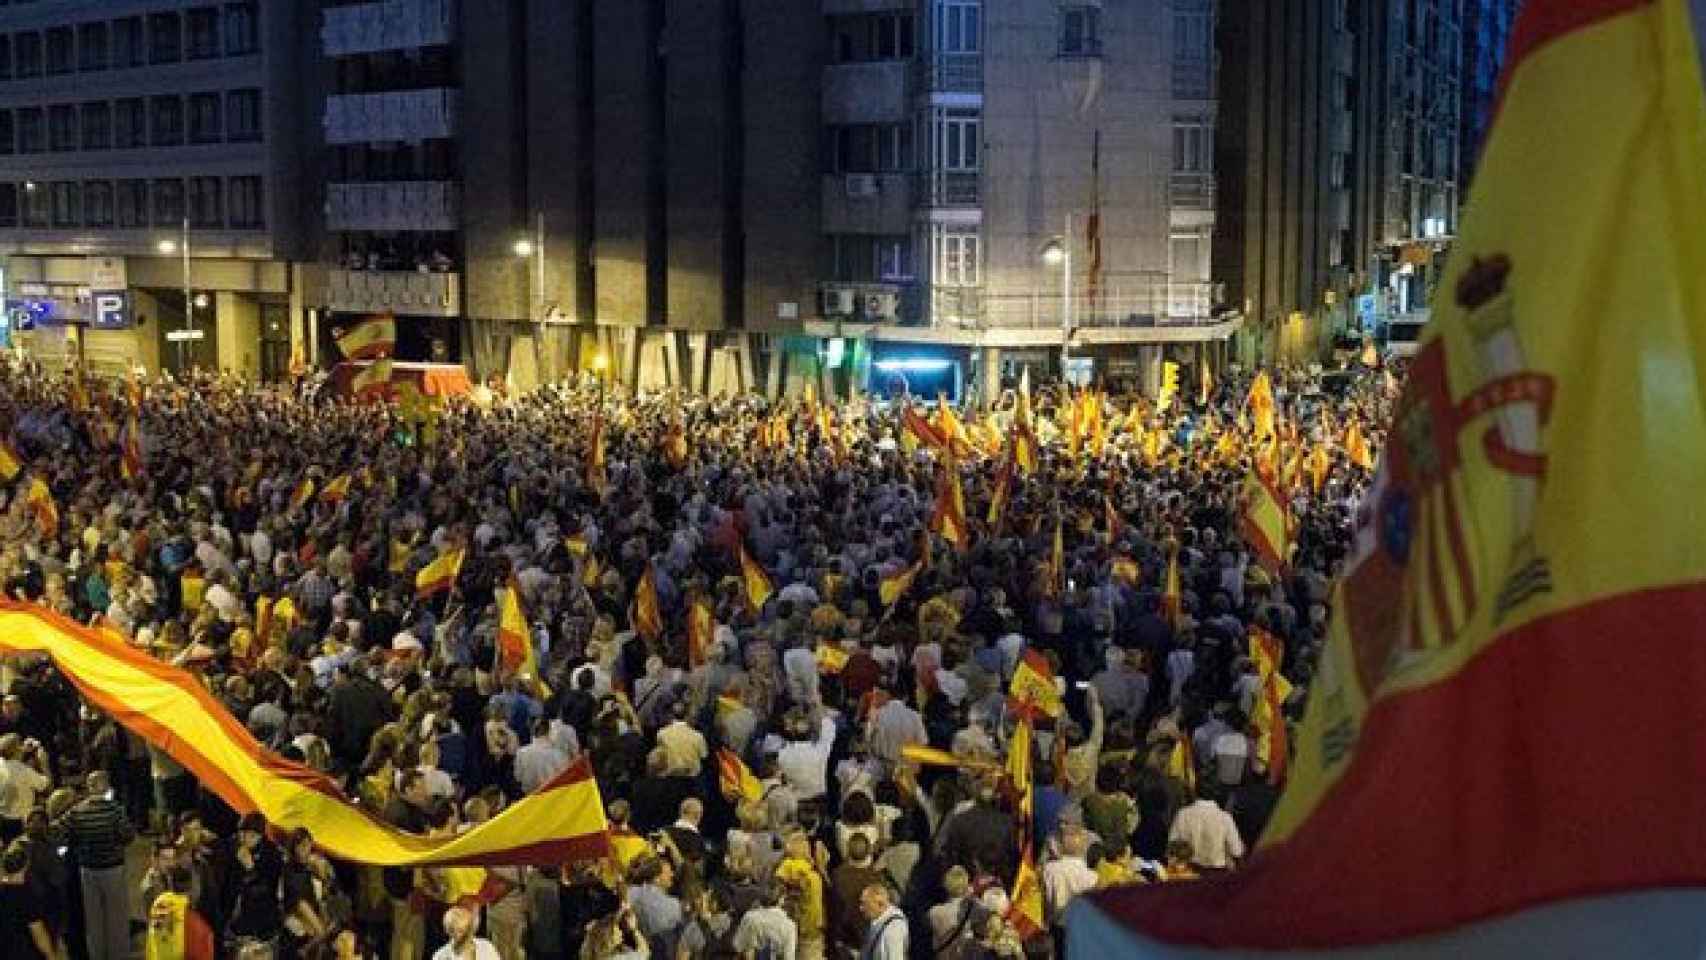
[0,0,310,378]
[1460,0,1521,192]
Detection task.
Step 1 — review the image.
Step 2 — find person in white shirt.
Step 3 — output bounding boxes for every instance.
[1211,724,1250,788]
[431,905,500,960]
[1041,827,1099,926]
[1169,789,1246,870]
[859,884,909,960]
[513,718,571,794]
[416,741,457,801]
[777,711,837,802]
[0,734,50,838]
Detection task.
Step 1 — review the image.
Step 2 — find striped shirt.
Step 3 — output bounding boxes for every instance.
[61,797,134,869]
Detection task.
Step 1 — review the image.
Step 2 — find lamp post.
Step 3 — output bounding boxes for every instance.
[514,212,547,380]
[1041,212,1073,382]
[158,218,195,373]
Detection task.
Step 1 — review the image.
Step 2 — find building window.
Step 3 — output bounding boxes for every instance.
[829,235,911,282]
[938,231,979,286]
[828,124,912,174]
[227,176,263,228]
[1172,116,1212,172]
[45,27,73,75]
[0,38,11,81]
[872,13,915,60]
[23,183,49,228]
[189,176,223,227]
[151,96,184,147]
[152,178,184,225]
[934,1,980,54]
[189,93,222,144]
[226,89,261,142]
[187,7,220,59]
[0,185,16,228]
[17,108,44,154]
[149,12,181,64]
[49,105,78,153]
[14,32,41,77]
[113,17,145,68]
[937,110,979,171]
[79,23,109,71]
[0,112,12,155]
[117,179,149,228]
[51,181,80,227]
[84,180,114,227]
[1329,151,1347,189]
[224,3,259,56]
[1059,6,1102,57]
[81,102,112,150]
[114,98,146,148]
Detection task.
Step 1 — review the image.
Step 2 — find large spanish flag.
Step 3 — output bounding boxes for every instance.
[0,602,608,866]
[1074,1,1706,954]
[335,314,396,360]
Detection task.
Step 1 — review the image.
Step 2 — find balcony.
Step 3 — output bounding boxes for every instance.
[821,173,913,234]
[917,52,983,94]
[325,268,460,317]
[1170,172,1216,211]
[325,181,458,232]
[323,0,455,57]
[325,89,459,145]
[980,279,1221,329]
[915,170,980,208]
[822,61,909,124]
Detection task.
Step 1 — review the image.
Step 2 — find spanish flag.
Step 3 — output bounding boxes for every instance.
[496,576,538,679]
[1008,847,1046,941]
[987,454,1014,527]
[319,474,352,505]
[585,412,607,494]
[288,478,316,514]
[1239,466,1293,575]
[815,643,849,675]
[1343,417,1373,470]
[717,748,763,805]
[0,603,611,867]
[900,403,946,451]
[334,314,396,360]
[143,891,215,960]
[631,563,664,642]
[388,537,413,574]
[737,542,772,616]
[1012,384,1039,475]
[1160,539,1183,631]
[686,591,715,668]
[120,415,145,481]
[0,437,22,481]
[415,547,465,600]
[928,462,969,550]
[1246,369,1277,440]
[1008,650,1063,720]
[1074,1,1706,952]
[879,560,922,608]
[26,477,57,538]
[350,358,394,399]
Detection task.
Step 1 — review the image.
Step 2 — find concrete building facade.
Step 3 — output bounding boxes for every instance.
[0,0,310,379]
[1459,0,1521,193]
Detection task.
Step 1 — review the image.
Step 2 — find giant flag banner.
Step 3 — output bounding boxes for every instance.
[0,602,609,867]
[1074,0,1706,954]
[334,314,396,360]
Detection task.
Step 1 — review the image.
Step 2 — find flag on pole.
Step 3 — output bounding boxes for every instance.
[631,563,664,642]
[288,478,316,514]
[1161,539,1183,631]
[585,411,607,494]
[1158,362,1181,412]
[1200,362,1214,407]
[1343,418,1374,470]
[1075,1,1706,951]
[901,403,947,451]
[334,314,396,360]
[1013,373,1039,474]
[414,548,465,600]
[120,414,145,481]
[25,478,57,538]
[987,454,1014,527]
[929,461,969,549]
[686,591,715,669]
[496,576,539,680]
[1239,466,1294,575]
[879,560,923,608]
[717,748,763,804]
[1085,128,1104,320]
[1008,650,1064,719]
[737,542,773,616]
[319,474,352,505]
[1246,369,1277,440]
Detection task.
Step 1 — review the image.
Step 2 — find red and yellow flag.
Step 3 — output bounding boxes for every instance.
[737,542,772,616]
[0,437,22,481]
[717,748,763,804]
[26,477,57,538]
[1343,418,1373,470]
[815,643,850,675]
[585,412,607,494]
[335,314,396,360]
[1239,466,1293,575]
[879,560,922,608]
[929,462,969,550]
[631,564,664,642]
[350,358,394,399]
[0,602,610,867]
[496,576,538,679]
[1091,1,1706,947]
[1008,650,1063,720]
[1008,847,1046,941]
[144,891,215,960]
[1161,539,1183,631]
[901,403,947,451]
[319,474,352,505]
[414,547,465,600]
[120,414,145,481]
[686,591,715,668]
[288,478,315,514]
[987,454,1014,527]
[1246,369,1276,440]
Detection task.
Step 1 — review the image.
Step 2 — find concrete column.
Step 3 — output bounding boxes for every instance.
[980,346,1002,408]
[685,332,709,394]
[737,333,758,396]
[619,327,641,387]
[215,292,260,379]
[765,340,784,400]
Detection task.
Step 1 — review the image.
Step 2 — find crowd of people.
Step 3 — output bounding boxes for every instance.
[0,350,1396,960]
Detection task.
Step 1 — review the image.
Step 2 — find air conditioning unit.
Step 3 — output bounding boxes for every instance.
[821,287,856,317]
[845,174,880,199]
[864,292,899,321]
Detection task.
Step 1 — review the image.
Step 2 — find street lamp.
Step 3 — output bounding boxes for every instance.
[515,213,548,378]
[160,218,193,371]
[1041,218,1073,378]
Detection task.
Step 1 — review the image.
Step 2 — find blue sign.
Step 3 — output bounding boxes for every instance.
[91,291,133,329]
[9,299,53,330]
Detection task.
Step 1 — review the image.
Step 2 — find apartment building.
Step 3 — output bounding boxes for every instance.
[0,0,310,378]
[1213,0,1368,364]
[805,0,1240,401]
[1459,0,1520,192]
